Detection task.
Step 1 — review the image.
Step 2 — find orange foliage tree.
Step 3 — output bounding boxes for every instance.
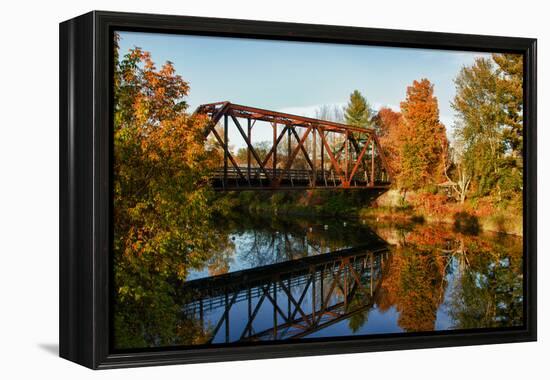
[373,107,402,178]
[395,79,448,190]
[112,37,230,349]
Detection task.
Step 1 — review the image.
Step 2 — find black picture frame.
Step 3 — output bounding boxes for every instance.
[59,10,537,369]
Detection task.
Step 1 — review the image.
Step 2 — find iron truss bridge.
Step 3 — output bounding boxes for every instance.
[195,102,393,191]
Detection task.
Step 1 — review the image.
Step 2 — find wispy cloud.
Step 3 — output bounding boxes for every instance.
[278,102,346,118]
[279,101,400,118]
[372,102,399,112]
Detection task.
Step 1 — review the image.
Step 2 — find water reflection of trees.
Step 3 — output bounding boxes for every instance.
[223,213,384,269]
[374,223,523,332]
[113,226,234,349]
[115,211,523,348]
[444,234,523,329]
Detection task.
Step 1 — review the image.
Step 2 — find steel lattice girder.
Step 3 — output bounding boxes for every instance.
[196,102,393,189]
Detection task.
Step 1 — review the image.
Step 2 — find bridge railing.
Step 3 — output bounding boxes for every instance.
[210,166,391,188]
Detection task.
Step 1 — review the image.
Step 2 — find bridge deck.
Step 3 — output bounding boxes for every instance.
[211,167,391,190]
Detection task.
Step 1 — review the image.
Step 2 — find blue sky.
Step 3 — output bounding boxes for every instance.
[117,31,492,147]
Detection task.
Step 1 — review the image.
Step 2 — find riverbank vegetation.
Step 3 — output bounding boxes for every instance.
[369,54,523,235]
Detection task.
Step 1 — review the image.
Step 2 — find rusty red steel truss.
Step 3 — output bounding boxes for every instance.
[196,101,392,190]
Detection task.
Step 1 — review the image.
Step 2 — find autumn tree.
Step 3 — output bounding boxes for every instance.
[373,107,402,177]
[344,90,374,129]
[452,58,500,197]
[112,36,229,349]
[452,56,522,199]
[396,79,448,190]
[494,53,524,200]
[493,53,523,159]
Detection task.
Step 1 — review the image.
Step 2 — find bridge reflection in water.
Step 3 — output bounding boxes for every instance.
[181,243,389,343]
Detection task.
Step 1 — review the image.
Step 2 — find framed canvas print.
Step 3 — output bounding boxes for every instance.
[59,11,537,369]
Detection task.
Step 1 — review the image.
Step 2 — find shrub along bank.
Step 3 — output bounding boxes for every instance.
[215,188,522,236]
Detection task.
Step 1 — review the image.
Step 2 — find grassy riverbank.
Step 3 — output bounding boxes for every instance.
[215,189,522,236]
[364,190,522,236]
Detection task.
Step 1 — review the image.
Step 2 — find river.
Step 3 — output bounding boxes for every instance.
[168,214,524,346]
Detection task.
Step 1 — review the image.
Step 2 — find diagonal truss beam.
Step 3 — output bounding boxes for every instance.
[319,129,346,184]
[261,125,289,168]
[273,125,313,186]
[208,291,239,343]
[208,127,246,180]
[373,134,393,182]
[349,134,370,178]
[349,136,372,181]
[289,126,315,171]
[230,114,271,180]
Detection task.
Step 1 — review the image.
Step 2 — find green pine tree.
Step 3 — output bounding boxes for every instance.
[344,90,373,129]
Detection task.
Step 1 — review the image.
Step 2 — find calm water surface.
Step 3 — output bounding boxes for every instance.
[180,215,523,345]
[114,214,523,348]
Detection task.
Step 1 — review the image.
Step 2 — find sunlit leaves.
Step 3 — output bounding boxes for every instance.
[374,107,402,177]
[112,37,228,349]
[452,55,523,199]
[396,79,448,190]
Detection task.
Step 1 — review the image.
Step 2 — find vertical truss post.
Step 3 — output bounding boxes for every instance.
[344,130,349,187]
[287,126,292,183]
[200,299,204,330]
[225,292,230,343]
[224,114,228,188]
[273,123,277,177]
[344,259,348,307]
[273,282,277,339]
[247,118,252,182]
[320,129,325,181]
[320,267,324,307]
[287,278,291,320]
[312,269,316,320]
[370,139,374,186]
[312,126,317,187]
[247,287,252,339]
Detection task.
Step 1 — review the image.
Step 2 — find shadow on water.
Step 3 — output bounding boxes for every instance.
[453,211,480,235]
